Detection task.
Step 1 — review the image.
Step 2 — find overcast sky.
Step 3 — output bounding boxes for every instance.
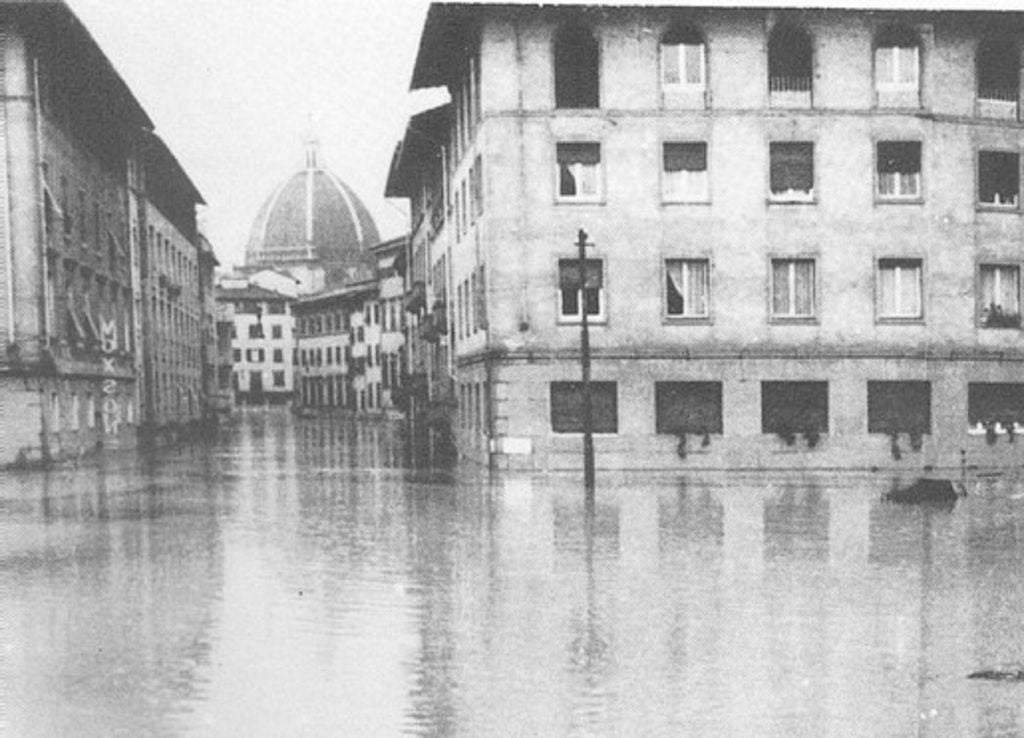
[66,0,438,269]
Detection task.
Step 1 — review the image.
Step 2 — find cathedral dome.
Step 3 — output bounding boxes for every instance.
[245,139,380,285]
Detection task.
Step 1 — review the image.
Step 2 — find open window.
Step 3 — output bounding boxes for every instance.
[978,150,1019,208]
[875,25,920,106]
[556,142,602,201]
[665,258,709,318]
[979,264,1021,328]
[876,141,921,200]
[662,142,708,202]
[977,34,1020,119]
[558,258,604,322]
[769,142,814,202]
[768,23,812,107]
[554,24,600,109]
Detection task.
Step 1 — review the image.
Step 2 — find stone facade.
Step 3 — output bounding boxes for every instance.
[216,284,295,406]
[389,4,1024,471]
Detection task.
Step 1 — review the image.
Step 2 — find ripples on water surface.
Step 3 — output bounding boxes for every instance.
[2,410,1024,737]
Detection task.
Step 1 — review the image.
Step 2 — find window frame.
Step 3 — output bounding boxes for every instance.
[875,139,923,203]
[768,255,818,323]
[768,141,816,204]
[876,257,925,323]
[976,148,1021,211]
[661,140,710,204]
[557,256,607,325]
[555,141,604,203]
[660,27,706,92]
[977,262,1022,329]
[663,256,712,322]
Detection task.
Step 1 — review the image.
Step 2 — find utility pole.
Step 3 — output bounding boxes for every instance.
[577,228,595,497]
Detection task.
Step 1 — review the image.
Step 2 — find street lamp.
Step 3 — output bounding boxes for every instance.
[576,228,595,498]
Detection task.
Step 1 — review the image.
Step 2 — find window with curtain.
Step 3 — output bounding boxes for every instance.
[877,141,921,199]
[559,258,604,321]
[978,151,1020,207]
[769,142,814,201]
[662,142,708,202]
[969,383,1024,429]
[875,26,920,90]
[877,258,923,319]
[980,264,1020,327]
[550,381,618,433]
[665,258,709,318]
[661,23,705,89]
[771,258,815,318]
[557,142,601,200]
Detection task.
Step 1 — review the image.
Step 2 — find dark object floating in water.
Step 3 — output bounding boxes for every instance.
[968,668,1024,682]
[885,478,962,505]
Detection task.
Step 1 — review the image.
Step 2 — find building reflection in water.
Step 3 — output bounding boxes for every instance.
[3,413,1024,736]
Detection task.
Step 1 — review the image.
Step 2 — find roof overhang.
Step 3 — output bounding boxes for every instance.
[385,103,451,198]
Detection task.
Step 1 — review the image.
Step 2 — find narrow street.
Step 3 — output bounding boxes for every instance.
[2,410,1023,736]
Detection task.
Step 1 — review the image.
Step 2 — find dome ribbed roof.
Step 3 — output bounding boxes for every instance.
[245,141,380,283]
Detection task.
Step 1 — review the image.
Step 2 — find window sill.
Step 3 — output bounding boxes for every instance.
[555,198,605,206]
[875,196,923,205]
[976,204,1021,214]
[767,196,816,206]
[663,316,712,325]
[551,431,619,438]
[877,317,924,325]
[979,324,1021,331]
[557,317,607,326]
[768,316,818,325]
[662,198,710,206]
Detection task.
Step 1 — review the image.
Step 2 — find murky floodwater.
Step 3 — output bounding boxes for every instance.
[2,411,1024,737]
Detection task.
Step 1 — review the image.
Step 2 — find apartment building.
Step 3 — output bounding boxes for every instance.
[388,3,1024,470]
[293,235,407,414]
[216,283,295,406]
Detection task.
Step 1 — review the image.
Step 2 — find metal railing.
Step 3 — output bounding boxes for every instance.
[769,75,812,93]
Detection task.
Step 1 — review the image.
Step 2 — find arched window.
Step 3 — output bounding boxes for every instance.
[768,24,812,98]
[875,25,920,92]
[554,24,600,109]
[977,34,1019,111]
[661,22,705,89]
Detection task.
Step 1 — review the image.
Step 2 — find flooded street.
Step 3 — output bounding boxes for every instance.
[3,411,1024,737]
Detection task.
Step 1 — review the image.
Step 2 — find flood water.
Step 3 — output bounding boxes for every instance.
[2,410,1024,737]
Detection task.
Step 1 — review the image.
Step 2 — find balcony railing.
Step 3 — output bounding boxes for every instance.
[769,75,811,93]
[979,87,1017,103]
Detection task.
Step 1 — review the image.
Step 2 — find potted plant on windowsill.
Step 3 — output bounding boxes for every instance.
[981,303,1022,328]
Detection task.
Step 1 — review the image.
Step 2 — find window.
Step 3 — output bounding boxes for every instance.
[867,381,931,435]
[877,141,921,199]
[248,323,264,339]
[969,383,1024,431]
[69,393,79,432]
[662,142,708,202]
[768,24,813,102]
[875,26,920,91]
[233,349,241,363]
[267,302,285,315]
[271,325,282,339]
[86,393,95,429]
[977,35,1019,109]
[554,24,599,108]
[245,348,256,363]
[770,258,815,318]
[761,381,828,435]
[769,142,814,201]
[660,23,705,90]
[979,264,1021,328]
[655,382,722,435]
[550,381,618,433]
[978,151,1019,207]
[273,371,286,388]
[273,348,284,363]
[665,258,709,318]
[878,258,923,319]
[557,143,601,201]
[558,258,604,321]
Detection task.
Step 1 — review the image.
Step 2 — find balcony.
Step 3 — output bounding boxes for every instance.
[769,75,811,109]
[977,88,1018,120]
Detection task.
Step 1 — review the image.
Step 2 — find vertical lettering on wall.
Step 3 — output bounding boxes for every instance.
[101,317,121,434]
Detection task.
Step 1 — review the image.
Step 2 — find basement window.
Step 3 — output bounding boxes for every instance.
[655,382,723,435]
[550,381,618,434]
[867,381,931,435]
[968,383,1024,433]
[978,151,1020,208]
[761,381,829,435]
